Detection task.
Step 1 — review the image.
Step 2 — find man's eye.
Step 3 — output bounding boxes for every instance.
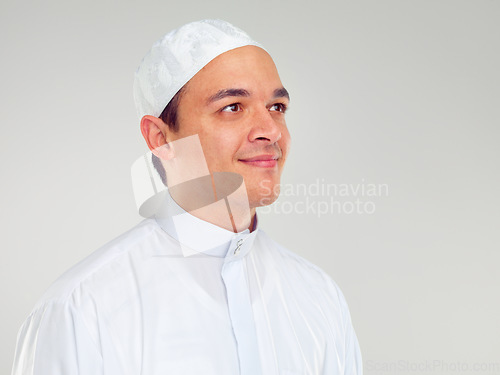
[270,103,287,113]
[221,103,242,113]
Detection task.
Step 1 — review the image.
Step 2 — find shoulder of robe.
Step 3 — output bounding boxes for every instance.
[31,218,161,311]
[254,229,348,305]
[255,230,356,332]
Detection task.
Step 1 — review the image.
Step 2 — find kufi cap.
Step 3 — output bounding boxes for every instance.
[133,19,264,119]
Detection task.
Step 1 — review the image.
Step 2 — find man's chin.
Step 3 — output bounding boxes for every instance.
[252,193,280,208]
[246,178,282,208]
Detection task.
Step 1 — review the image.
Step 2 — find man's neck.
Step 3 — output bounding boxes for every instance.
[168,175,255,233]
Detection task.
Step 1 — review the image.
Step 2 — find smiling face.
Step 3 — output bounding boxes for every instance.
[167,46,291,210]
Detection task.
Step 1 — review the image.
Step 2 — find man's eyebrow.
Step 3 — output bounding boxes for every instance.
[273,87,290,101]
[207,88,250,104]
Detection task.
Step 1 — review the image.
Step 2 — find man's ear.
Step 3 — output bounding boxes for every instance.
[140,115,174,161]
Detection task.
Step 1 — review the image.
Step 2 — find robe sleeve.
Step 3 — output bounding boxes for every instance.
[12,299,103,375]
[342,297,363,375]
[322,274,363,375]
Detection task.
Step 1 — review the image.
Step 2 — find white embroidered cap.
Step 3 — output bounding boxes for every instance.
[133,19,264,119]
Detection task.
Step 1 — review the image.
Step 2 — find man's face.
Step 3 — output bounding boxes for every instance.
[168,46,291,209]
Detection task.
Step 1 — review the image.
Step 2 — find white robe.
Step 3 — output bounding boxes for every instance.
[12,193,362,374]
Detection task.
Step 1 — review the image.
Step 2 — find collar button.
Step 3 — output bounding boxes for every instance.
[233,239,243,255]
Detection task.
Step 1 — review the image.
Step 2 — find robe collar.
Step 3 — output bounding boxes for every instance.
[154,189,258,260]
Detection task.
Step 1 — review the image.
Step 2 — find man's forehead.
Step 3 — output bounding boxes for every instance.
[180,46,286,104]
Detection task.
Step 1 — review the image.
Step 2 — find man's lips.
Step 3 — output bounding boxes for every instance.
[239,154,279,168]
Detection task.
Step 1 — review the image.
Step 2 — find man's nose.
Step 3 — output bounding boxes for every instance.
[247,108,282,144]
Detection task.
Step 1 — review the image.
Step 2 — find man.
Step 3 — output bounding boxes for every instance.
[12,20,362,374]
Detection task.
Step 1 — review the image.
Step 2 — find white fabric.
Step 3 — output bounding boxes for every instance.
[133,19,264,119]
[12,192,363,375]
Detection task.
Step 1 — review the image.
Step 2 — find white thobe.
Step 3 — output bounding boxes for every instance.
[12,192,362,374]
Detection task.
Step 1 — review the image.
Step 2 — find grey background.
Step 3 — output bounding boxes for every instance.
[1,0,499,373]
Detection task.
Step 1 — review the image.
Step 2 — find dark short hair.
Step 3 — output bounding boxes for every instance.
[152,85,186,185]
